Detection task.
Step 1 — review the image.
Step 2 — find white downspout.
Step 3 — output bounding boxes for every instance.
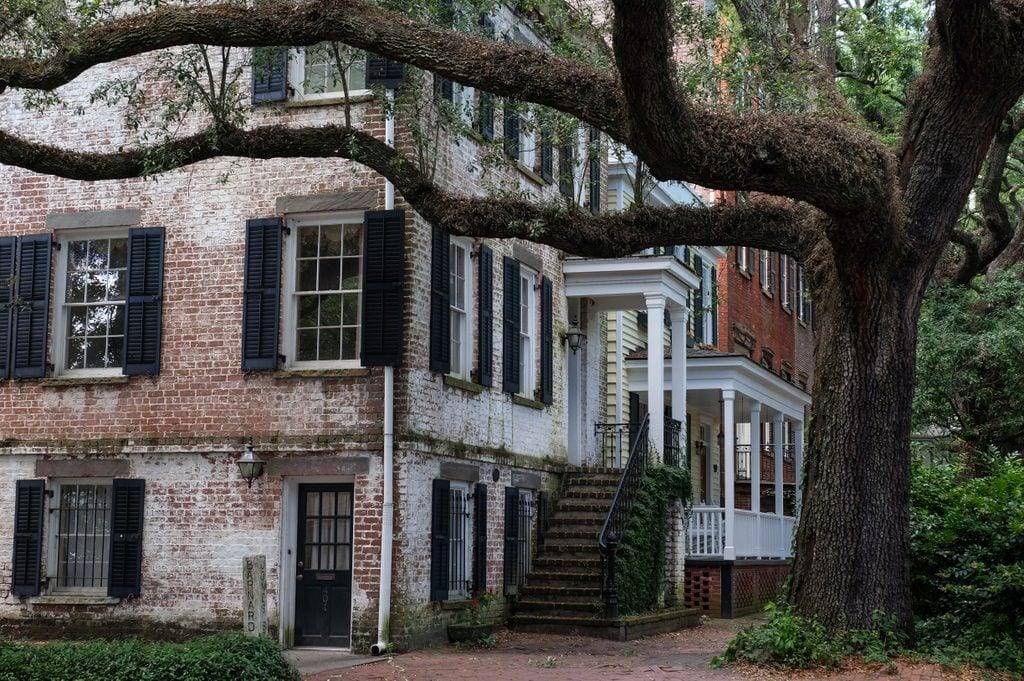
[372,88,397,657]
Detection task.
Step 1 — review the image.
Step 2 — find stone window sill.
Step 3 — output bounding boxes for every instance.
[517,163,548,186]
[40,376,130,388]
[273,368,371,379]
[29,594,120,606]
[512,394,545,410]
[443,375,485,394]
[284,93,374,108]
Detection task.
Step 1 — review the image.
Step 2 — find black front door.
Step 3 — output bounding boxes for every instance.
[295,484,354,647]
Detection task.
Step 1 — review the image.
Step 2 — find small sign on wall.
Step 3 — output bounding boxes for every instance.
[243,555,268,638]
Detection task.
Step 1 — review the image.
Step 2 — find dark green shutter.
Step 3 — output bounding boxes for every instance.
[503,486,519,595]
[360,210,406,367]
[559,144,574,197]
[540,276,553,405]
[503,101,520,160]
[252,47,288,103]
[478,245,494,387]
[694,257,705,345]
[711,266,719,347]
[473,482,487,592]
[365,55,405,88]
[539,128,554,183]
[124,227,165,375]
[429,226,450,373]
[242,218,282,371]
[478,92,495,141]
[588,127,601,214]
[12,235,51,379]
[433,73,454,103]
[430,478,451,602]
[0,237,15,380]
[502,257,521,394]
[108,478,145,598]
[11,479,45,596]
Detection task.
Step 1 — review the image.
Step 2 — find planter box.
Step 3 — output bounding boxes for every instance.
[447,622,499,643]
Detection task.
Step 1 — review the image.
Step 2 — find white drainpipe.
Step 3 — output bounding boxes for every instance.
[372,88,397,657]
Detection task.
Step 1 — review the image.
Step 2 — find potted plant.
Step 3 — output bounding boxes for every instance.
[447,590,498,643]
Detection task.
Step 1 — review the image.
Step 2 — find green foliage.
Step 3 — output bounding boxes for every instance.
[910,455,1024,674]
[0,633,300,681]
[614,464,691,616]
[915,268,1024,455]
[715,604,906,670]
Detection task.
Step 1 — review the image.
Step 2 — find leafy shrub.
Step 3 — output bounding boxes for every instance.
[0,633,300,681]
[715,604,905,670]
[910,454,1024,674]
[614,464,691,615]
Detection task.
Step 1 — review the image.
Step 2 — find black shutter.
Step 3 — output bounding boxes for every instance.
[478,244,494,387]
[540,276,553,405]
[559,144,574,197]
[433,73,454,103]
[588,127,601,214]
[503,101,520,160]
[430,478,451,602]
[478,92,495,141]
[503,486,519,595]
[108,478,145,598]
[711,266,719,347]
[365,55,405,89]
[252,47,288,103]
[473,482,487,592]
[502,257,521,394]
[361,210,406,367]
[429,226,451,373]
[242,218,282,371]
[124,227,165,375]
[686,412,692,463]
[11,479,45,597]
[0,236,15,380]
[694,257,705,345]
[628,392,642,451]
[12,235,51,379]
[539,128,554,182]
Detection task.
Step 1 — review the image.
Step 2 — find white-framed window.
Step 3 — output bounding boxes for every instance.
[518,266,537,398]
[448,482,473,598]
[449,238,473,380]
[780,254,791,309]
[797,264,811,324]
[759,250,773,293]
[737,246,750,274]
[47,479,113,593]
[519,112,537,171]
[51,230,128,377]
[288,44,368,101]
[283,213,363,367]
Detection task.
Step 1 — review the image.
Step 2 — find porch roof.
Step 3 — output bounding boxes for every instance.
[625,350,811,422]
[563,254,700,311]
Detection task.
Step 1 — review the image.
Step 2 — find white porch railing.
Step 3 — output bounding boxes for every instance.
[687,505,796,559]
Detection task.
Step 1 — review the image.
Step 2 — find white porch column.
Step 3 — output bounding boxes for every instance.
[722,389,736,561]
[773,414,785,516]
[669,303,688,464]
[646,293,666,461]
[749,401,761,558]
[794,420,805,516]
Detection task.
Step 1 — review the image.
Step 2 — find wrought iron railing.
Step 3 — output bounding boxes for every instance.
[598,414,652,618]
[596,418,683,468]
[736,444,751,480]
[664,418,682,467]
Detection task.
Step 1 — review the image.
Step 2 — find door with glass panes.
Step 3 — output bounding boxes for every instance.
[295,484,354,647]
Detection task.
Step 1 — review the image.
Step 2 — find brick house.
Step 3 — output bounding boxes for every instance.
[0,8,612,651]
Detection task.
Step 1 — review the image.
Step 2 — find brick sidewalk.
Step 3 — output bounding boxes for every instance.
[306,617,979,681]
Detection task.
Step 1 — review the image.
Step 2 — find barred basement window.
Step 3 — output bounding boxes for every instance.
[448,483,473,597]
[52,482,112,592]
[515,490,534,588]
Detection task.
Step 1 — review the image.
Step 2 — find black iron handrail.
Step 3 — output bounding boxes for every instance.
[598,413,652,618]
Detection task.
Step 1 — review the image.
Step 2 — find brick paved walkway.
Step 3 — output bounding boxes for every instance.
[306,617,982,681]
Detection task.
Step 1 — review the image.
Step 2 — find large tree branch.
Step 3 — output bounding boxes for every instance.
[0,0,893,221]
[0,124,808,257]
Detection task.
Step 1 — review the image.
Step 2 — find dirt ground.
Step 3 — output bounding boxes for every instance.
[307,616,987,681]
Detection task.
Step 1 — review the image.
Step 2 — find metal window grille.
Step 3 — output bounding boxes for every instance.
[448,487,472,595]
[54,483,112,590]
[515,491,534,588]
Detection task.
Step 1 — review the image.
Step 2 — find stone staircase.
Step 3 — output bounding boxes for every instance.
[509,467,699,640]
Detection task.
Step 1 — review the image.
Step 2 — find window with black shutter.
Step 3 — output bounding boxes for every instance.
[502,257,521,394]
[539,128,554,183]
[694,257,705,345]
[503,100,520,160]
[473,482,488,592]
[0,236,15,380]
[108,478,145,598]
[588,127,601,214]
[429,226,451,373]
[11,479,45,596]
[539,276,553,405]
[430,478,451,602]
[433,73,454,103]
[711,266,719,347]
[242,218,282,371]
[12,235,51,379]
[477,245,494,387]
[502,486,519,595]
[124,227,165,375]
[478,92,495,141]
[365,55,405,89]
[360,210,405,367]
[252,47,289,103]
[558,143,574,198]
